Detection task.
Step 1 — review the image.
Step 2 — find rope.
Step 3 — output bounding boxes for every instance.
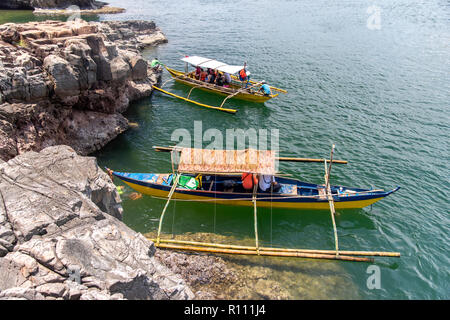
[214,175,217,235]
[270,179,273,248]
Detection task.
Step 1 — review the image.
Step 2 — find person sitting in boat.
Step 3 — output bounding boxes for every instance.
[258,83,272,96]
[258,174,281,193]
[200,69,208,81]
[223,72,232,88]
[195,66,202,80]
[206,69,216,84]
[241,172,258,192]
[215,72,224,86]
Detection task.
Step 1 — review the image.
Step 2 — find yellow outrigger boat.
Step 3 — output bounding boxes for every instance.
[152,56,287,113]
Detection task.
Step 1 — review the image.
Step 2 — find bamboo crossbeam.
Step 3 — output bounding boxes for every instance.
[230,75,288,93]
[219,81,264,109]
[152,86,237,114]
[154,243,374,262]
[148,238,400,257]
[278,157,347,164]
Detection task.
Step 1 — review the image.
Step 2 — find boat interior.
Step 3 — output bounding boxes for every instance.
[169,68,269,97]
[134,172,366,197]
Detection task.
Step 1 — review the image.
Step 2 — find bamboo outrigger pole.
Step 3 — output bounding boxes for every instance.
[218,81,264,109]
[154,243,374,262]
[324,144,339,256]
[152,86,237,114]
[148,238,400,257]
[156,173,180,245]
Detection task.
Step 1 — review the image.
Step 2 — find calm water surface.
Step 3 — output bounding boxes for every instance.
[2,0,448,299]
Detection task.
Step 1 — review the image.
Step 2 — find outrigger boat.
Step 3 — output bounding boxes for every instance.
[152,56,287,114]
[105,145,401,262]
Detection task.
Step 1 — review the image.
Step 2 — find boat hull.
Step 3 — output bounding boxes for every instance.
[166,67,277,103]
[112,172,399,210]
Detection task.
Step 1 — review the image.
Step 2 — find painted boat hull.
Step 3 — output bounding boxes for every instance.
[112,171,400,210]
[166,67,278,103]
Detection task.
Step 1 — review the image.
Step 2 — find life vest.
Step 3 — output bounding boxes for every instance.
[195,174,202,190]
[239,69,247,79]
[242,173,258,190]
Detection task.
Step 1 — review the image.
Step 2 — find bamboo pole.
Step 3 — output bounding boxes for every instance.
[156,174,180,245]
[152,86,237,114]
[252,181,260,255]
[230,74,288,93]
[324,145,339,256]
[154,243,374,262]
[278,157,347,164]
[219,81,264,109]
[148,238,400,257]
[186,84,203,99]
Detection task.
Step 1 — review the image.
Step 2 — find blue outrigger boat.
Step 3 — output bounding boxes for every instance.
[107,145,399,210]
[106,145,401,262]
[110,171,399,210]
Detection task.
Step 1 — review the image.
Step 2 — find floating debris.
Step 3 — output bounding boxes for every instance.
[129,192,142,200]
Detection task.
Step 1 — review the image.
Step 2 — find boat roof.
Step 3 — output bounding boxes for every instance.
[177,148,276,175]
[181,55,245,75]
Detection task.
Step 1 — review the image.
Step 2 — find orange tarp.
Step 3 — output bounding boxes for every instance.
[177,148,276,174]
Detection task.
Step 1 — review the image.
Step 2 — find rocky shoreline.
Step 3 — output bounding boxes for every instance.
[0,19,167,162]
[0,146,194,300]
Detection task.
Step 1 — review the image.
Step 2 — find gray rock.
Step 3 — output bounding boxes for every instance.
[0,20,167,162]
[0,146,194,300]
[44,54,80,98]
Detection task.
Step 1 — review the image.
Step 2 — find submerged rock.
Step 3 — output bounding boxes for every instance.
[0,146,194,300]
[0,20,167,161]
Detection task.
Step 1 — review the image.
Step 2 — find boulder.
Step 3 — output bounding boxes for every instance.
[44,54,80,98]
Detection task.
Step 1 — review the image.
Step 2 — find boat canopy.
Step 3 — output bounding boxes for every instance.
[177,148,276,175]
[181,55,245,75]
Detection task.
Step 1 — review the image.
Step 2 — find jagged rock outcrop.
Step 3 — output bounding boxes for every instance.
[0,20,167,161]
[0,146,194,300]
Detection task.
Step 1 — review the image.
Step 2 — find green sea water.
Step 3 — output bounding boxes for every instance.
[2,0,448,299]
